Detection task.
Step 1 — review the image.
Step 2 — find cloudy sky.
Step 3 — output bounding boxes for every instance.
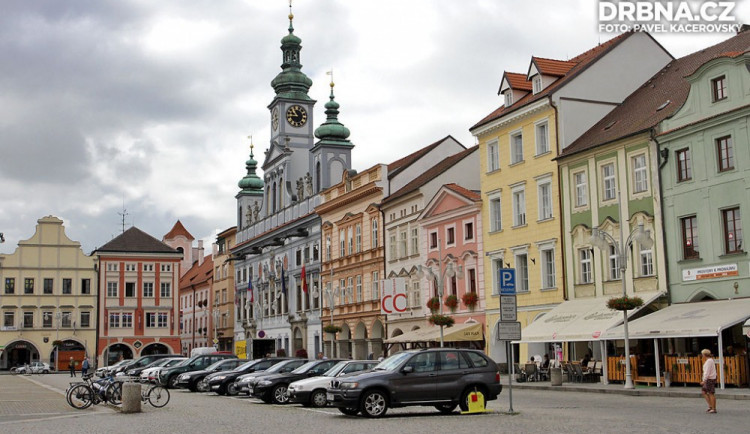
[0,0,745,254]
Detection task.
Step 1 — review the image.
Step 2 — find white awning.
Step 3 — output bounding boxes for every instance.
[517,292,664,343]
[602,297,750,340]
[385,322,483,344]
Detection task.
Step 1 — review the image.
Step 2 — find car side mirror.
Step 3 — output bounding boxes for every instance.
[402,366,414,374]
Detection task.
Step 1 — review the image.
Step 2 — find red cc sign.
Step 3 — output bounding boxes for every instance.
[380,278,408,314]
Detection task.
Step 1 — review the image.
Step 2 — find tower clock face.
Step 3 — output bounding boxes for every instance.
[272,107,279,131]
[286,105,307,127]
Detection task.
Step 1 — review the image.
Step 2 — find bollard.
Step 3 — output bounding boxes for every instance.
[550,367,563,386]
[121,382,142,413]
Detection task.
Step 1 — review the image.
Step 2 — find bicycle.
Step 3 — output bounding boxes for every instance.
[66,373,121,409]
[140,382,170,408]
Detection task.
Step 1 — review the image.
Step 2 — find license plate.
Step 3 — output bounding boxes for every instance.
[326,393,334,401]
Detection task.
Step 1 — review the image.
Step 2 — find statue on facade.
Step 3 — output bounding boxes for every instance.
[304,172,313,196]
[245,205,254,225]
[252,202,261,222]
[296,178,305,200]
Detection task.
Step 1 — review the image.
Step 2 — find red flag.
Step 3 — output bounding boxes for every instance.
[247,278,254,304]
[301,264,308,293]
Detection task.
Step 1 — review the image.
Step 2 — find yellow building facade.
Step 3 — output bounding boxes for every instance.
[473,103,565,363]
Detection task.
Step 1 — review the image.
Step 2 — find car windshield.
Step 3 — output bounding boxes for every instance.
[373,352,413,371]
[322,361,348,377]
[291,361,317,374]
[234,360,259,371]
[206,360,231,371]
[264,360,292,374]
[167,358,187,367]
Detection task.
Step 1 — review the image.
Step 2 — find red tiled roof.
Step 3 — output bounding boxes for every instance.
[531,57,577,77]
[471,32,633,132]
[387,135,464,179]
[559,31,750,159]
[502,72,533,92]
[95,226,180,254]
[444,183,481,201]
[383,146,477,204]
[179,255,214,289]
[163,220,194,241]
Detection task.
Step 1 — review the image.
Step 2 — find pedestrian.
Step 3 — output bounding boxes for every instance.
[68,357,76,377]
[700,349,717,413]
[81,356,90,376]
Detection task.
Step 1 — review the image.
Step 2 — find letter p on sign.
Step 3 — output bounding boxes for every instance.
[499,269,516,295]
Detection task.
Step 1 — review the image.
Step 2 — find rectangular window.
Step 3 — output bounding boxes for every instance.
[446,227,455,245]
[313,243,319,261]
[515,254,529,292]
[61,312,71,328]
[538,182,552,220]
[62,278,72,295]
[157,313,168,328]
[24,278,34,295]
[326,235,331,261]
[389,234,397,258]
[347,277,354,303]
[511,132,523,164]
[504,92,513,107]
[411,228,419,254]
[602,163,616,201]
[468,269,477,294]
[42,311,53,328]
[121,312,133,328]
[533,76,542,94]
[464,222,474,240]
[412,281,421,307]
[579,249,592,284]
[372,219,379,249]
[723,207,743,254]
[107,263,118,272]
[296,249,302,266]
[681,216,699,259]
[23,311,33,329]
[159,282,171,299]
[513,189,526,226]
[487,141,499,172]
[640,247,654,276]
[676,148,692,182]
[146,312,158,328]
[4,278,14,294]
[340,229,346,257]
[574,171,588,207]
[143,264,153,272]
[372,271,379,300]
[632,154,648,193]
[490,197,502,232]
[44,278,54,295]
[3,312,14,328]
[81,278,91,295]
[161,264,171,272]
[80,312,91,328]
[355,224,362,253]
[541,249,555,289]
[107,282,118,297]
[347,227,353,255]
[143,282,154,298]
[716,136,734,172]
[535,121,549,155]
[609,244,621,280]
[399,231,408,257]
[125,282,135,297]
[356,275,362,303]
[429,232,438,249]
[492,258,503,295]
[711,75,727,101]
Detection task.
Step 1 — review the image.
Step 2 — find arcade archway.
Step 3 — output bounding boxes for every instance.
[1,340,40,370]
[104,343,134,366]
[141,343,171,356]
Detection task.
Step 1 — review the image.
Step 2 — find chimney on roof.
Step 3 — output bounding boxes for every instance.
[738,24,749,34]
[195,240,205,265]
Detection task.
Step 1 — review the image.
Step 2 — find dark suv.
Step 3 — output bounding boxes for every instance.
[326,348,501,417]
[159,353,237,388]
[251,359,341,404]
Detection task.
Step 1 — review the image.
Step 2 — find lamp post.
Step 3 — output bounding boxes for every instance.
[417,240,456,348]
[324,280,339,358]
[45,310,72,370]
[589,193,654,389]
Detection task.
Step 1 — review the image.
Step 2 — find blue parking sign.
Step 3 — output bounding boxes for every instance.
[499,269,516,294]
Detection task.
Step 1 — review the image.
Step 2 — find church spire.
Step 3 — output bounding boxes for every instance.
[271,1,312,100]
[238,135,264,193]
[314,71,352,147]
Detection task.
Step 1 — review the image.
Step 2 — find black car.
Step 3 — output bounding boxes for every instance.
[235,359,307,395]
[326,348,502,418]
[123,354,182,377]
[251,359,341,404]
[206,358,288,395]
[176,359,244,392]
[160,353,237,388]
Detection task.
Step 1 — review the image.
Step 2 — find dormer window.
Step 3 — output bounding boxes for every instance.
[504,92,513,107]
[711,75,727,102]
[533,76,543,94]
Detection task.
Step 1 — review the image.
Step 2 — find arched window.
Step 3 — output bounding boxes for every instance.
[315,161,321,192]
[272,182,277,213]
[278,177,284,209]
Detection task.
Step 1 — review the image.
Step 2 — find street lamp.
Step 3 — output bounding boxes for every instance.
[417,239,456,348]
[324,281,340,358]
[590,198,653,389]
[44,310,72,370]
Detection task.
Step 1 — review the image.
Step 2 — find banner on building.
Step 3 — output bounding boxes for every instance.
[682,263,738,281]
[380,277,408,315]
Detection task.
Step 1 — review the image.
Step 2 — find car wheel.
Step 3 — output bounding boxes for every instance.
[168,375,180,389]
[272,384,290,404]
[196,379,209,393]
[226,383,239,396]
[360,390,388,418]
[43,370,49,374]
[216,385,227,396]
[435,403,457,414]
[338,407,359,416]
[310,389,327,408]
[459,387,487,412]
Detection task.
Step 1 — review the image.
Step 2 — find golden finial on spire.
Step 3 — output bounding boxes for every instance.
[288,0,294,21]
[247,134,254,155]
[326,69,334,88]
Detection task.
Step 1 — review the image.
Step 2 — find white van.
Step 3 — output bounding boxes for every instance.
[190,347,218,357]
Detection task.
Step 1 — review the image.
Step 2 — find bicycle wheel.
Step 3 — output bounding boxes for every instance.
[10,367,18,375]
[68,384,94,410]
[148,386,170,408]
[105,382,122,405]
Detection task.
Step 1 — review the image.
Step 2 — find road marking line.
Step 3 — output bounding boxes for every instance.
[17,375,68,397]
[0,411,107,426]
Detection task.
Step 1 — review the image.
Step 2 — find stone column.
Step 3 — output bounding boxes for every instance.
[121,382,142,413]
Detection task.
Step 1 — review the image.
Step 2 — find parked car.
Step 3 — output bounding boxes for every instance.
[96,359,132,377]
[140,357,187,383]
[235,359,307,395]
[288,360,377,407]
[326,348,502,418]
[14,362,52,374]
[176,358,244,392]
[159,353,237,388]
[251,359,342,404]
[121,354,183,377]
[206,358,288,395]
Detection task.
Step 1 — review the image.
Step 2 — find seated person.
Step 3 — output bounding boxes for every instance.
[541,354,550,369]
[581,354,591,370]
[528,356,535,364]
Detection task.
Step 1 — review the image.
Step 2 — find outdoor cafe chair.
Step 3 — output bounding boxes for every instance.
[524,363,539,382]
